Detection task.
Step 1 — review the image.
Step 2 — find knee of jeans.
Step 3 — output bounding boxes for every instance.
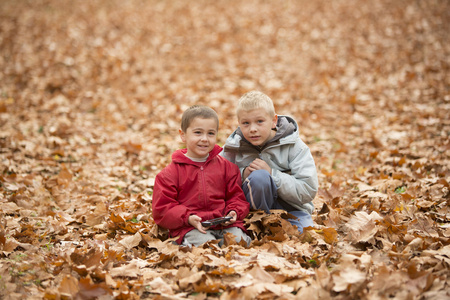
[248,169,272,187]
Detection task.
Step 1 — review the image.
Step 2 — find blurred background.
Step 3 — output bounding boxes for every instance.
[1,0,448,202]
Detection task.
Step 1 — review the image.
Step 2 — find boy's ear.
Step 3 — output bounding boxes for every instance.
[179,129,186,142]
[272,114,278,128]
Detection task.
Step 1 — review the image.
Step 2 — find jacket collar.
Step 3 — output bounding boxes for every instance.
[172,144,223,165]
[230,115,298,152]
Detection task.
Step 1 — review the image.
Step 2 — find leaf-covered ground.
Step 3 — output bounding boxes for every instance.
[0,0,449,299]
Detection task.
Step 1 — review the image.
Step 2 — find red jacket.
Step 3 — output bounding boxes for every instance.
[152,145,250,244]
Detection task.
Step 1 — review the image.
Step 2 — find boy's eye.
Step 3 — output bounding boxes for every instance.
[258,120,264,123]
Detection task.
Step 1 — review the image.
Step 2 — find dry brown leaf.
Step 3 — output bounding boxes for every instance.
[118,232,142,250]
[178,271,206,289]
[332,267,366,292]
[247,265,276,283]
[109,260,142,278]
[345,211,383,243]
[58,274,79,297]
[147,277,174,295]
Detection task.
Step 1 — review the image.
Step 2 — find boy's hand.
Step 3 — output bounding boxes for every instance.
[243,166,252,179]
[248,158,271,174]
[224,210,237,225]
[188,215,207,234]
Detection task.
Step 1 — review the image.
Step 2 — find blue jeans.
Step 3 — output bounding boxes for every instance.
[242,169,314,233]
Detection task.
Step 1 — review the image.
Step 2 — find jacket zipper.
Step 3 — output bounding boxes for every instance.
[200,165,207,207]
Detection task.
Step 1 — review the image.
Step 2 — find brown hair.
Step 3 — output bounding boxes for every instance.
[180,105,219,132]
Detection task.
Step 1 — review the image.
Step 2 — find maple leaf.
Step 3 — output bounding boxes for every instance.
[345,211,383,243]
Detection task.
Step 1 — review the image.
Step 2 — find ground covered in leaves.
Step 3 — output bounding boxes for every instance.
[1,0,449,299]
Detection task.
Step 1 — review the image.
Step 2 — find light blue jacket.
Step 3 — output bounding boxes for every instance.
[221,115,318,214]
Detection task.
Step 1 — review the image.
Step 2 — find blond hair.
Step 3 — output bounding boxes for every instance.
[180,105,219,132]
[236,91,275,117]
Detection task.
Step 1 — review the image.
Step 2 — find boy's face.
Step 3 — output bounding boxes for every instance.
[179,117,218,158]
[238,108,277,146]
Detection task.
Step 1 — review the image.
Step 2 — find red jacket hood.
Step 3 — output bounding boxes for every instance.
[171,144,223,164]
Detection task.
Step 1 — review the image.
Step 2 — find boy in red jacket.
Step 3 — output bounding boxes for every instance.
[152,105,251,247]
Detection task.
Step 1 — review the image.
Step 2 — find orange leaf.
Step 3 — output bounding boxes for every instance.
[322,227,338,244]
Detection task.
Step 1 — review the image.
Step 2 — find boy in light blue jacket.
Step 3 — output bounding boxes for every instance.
[221,91,318,232]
